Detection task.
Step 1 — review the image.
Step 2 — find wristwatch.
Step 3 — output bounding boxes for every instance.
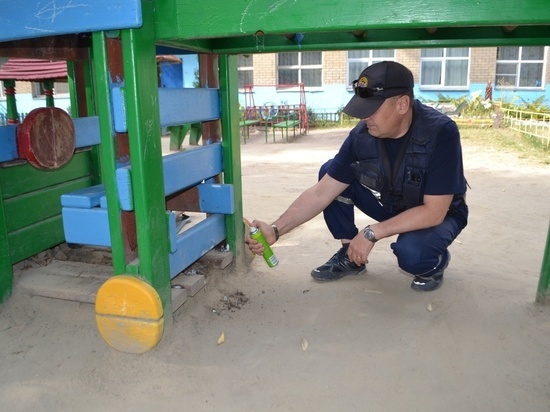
[363,225,378,243]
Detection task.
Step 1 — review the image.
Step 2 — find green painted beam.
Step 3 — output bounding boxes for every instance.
[91,32,128,276]
[536,222,550,305]
[205,26,550,54]
[219,55,245,267]
[155,0,550,43]
[121,1,172,314]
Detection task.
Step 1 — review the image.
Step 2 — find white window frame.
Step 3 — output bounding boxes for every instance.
[495,46,547,90]
[237,54,253,90]
[419,48,470,90]
[346,50,396,88]
[32,81,70,99]
[0,81,5,99]
[276,52,323,90]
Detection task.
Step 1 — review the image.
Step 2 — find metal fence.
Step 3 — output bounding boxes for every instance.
[0,112,27,125]
[502,108,550,147]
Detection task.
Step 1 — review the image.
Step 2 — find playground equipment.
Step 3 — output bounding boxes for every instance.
[1,0,549,352]
[240,83,309,143]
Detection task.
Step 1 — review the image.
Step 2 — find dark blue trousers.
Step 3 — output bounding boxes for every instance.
[320,160,466,277]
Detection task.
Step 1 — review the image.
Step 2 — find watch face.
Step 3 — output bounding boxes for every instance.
[364,227,376,241]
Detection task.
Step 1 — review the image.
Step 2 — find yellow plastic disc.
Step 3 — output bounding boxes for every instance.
[95,275,164,354]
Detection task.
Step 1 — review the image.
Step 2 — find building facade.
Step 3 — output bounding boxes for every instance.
[238,46,550,114]
[1,46,549,121]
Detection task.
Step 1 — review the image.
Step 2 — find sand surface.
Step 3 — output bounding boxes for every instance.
[1,127,550,411]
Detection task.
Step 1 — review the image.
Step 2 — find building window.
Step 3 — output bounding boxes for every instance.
[277,52,322,88]
[496,46,545,88]
[420,48,470,89]
[0,81,5,99]
[347,50,396,86]
[238,54,253,89]
[32,81,69,98]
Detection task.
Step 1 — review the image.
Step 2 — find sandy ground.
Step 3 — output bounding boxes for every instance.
[1,127,550,412]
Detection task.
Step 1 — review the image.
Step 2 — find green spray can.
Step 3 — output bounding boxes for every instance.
[250,226,279,267]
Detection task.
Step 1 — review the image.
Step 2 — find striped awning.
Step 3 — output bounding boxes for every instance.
[0,58,67,81]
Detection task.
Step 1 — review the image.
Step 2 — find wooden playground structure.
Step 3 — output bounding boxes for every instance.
[0,0,549,353]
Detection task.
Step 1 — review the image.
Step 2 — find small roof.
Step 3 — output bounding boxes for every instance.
[0,58,67,81]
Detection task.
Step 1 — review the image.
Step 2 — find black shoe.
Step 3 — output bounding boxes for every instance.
[311,245,366,281]
[410,251,450,292]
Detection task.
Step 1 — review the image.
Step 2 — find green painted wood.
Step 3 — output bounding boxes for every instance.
[0,184,13,303]
[205,26,550,54]
[91,31,127,276]
[3,80,18,123]
[8,215,65,264]
[0,152,92,199]
[3,177,93,233]
[536,223,550,305]
[155,0,550,45]
[218,55,245,267]
[121,1,172,312]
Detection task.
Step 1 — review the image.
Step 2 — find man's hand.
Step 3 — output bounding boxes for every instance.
[346,233,375,266]
[244,218,276,256]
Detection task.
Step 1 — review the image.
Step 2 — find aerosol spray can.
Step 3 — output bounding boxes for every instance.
[249,226,279,268]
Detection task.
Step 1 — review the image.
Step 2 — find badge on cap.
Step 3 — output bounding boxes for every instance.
[357,76,369,87]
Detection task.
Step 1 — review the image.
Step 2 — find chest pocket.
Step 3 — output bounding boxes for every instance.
[350,160,387,192]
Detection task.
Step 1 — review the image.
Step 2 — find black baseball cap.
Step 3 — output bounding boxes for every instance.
[343,61,414,119]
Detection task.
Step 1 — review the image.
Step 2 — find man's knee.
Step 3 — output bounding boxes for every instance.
[391,235,447,276]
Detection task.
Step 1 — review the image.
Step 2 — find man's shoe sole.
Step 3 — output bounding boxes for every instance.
[311,268,366,282]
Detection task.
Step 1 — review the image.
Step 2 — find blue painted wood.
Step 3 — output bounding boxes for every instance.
[198,184,234,214]
[168,214,226,278]
[112,87,220,133]
[163,143,223,195]
[60,184,105,208]
[100,195,107,209]
[116,143,223,211]
[0,118,100,163]
[61,207,111,247]
[167,212,178,253]
[115,166,134,211]
[0,0,142,42]
[73,117,101,147]
[0,125,18,162]
[158,88,220,127]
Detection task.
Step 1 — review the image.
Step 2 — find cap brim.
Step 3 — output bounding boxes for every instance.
[343,95,385,119]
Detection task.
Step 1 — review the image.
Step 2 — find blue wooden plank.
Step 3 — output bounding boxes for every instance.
[0,125,18,162]
[0,0,142,42]
[112,87,220,133]
[62,207,111,247]
[158,88,220,127]
[116,166,134,211]
[116,143,223,211]
[168,214,226,278]
[60,184,105,208]
[162,143,223,196]
[73,117,101,147]
[198,184,234,214]
[0,117,100,163]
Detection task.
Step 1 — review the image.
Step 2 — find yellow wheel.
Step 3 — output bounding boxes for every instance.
[95,275,164,354]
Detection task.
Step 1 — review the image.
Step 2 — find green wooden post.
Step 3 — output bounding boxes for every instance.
[536,223,550,304]
[121,2,172,314]
[218,55,245,268]
[43,79,54,108]
[3,80,18,123]
[91,32,129,276]
[0,191,13,303]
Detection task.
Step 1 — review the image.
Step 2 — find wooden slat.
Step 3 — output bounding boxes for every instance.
[8,215,65,264]
[4,177,93,233]
[0,0,142,42]
[0,152,92,199]
[168,214,226,278]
